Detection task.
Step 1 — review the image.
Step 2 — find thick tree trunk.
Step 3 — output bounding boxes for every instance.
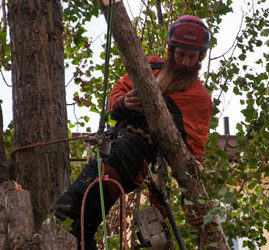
[0,104,9,183]
[7,0,70,228]
[0,181,35,249]
[98,1,230,249]
[0,181,77,250]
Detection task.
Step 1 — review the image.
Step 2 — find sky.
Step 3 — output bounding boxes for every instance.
[0,0,266,135]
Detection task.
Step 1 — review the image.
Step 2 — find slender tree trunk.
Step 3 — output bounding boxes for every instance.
[8,0,70,228]
[0,104,9,183]
[98,1,230,249]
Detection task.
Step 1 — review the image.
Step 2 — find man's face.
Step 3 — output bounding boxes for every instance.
[173,47,200,69]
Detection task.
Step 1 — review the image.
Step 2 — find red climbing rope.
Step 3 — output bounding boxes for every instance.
[10,133,102,155]
[80,175,128,250]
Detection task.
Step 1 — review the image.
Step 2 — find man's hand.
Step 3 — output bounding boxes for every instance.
[124,89,143,111]
[183,205,204,228]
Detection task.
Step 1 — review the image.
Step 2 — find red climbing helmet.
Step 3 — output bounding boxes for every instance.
[168,15,210,52]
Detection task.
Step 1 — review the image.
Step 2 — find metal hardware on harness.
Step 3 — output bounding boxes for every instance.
[134,206,173,249]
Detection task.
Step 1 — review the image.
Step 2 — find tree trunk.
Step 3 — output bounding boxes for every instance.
[0,181,77,250]
[39,220,77,250]
[8,0,70,228]
[0,104,9,183]
[0,181,35,249]
[98,1,230,249]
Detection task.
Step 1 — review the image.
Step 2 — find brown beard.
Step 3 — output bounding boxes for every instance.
[157,51,201,93]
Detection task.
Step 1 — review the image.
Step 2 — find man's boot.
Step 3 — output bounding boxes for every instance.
[49,159,116,249]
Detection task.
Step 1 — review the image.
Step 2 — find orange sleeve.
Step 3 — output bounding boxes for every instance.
[108,56,165,112]
[107,73,133,111]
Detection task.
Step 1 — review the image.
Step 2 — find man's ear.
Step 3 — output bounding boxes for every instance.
[199,51,207,61]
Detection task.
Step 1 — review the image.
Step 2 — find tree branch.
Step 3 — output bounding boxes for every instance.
[238,158,268,193]
[156,0,164,26]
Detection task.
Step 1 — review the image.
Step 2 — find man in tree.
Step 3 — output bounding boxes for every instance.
[50,15,213,249]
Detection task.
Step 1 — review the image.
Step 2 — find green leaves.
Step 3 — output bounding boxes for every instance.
[2,121,13,161]
[62,0,99,23]
[238,54,246,61]
[0,24,11,70]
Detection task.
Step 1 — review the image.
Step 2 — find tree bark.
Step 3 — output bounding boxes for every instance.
[0,181,77,250]
[39,220,77,250]
[98,1,230,249]
[0,181,34,249]
[8,0,70,228]
[0,104,9,183]
[156,0,164,26]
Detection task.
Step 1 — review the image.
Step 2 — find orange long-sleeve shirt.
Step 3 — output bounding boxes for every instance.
[108,56,213,159]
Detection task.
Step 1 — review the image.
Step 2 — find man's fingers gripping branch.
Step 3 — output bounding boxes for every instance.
[124,89,143,111]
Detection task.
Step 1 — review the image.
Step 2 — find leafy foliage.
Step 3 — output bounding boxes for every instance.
[49,212,74,232]
[3,122,13,161]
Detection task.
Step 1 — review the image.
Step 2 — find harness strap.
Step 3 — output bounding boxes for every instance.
[164,96,187,146]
